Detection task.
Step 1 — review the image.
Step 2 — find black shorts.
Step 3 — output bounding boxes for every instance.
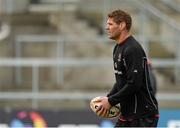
[115,114,159,127]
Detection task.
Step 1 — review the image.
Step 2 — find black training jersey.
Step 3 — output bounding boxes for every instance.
[107,36,158,119]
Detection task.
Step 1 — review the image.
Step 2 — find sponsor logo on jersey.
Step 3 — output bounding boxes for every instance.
[118,53,121,61]
[115,70,122,75]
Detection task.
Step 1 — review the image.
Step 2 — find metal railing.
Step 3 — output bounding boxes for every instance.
[0,91,180,101]
[0,0,180,109]
[0,35,180,108]
[160,0,180,13]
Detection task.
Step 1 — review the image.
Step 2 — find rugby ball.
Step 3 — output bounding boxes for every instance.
[90,96,120,119]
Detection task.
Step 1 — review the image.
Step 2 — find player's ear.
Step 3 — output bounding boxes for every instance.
[119,22,126,31]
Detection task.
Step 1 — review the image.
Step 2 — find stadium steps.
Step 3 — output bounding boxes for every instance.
[0,0,179,93]
[0,4,179,109]
[56,12,115,91]
[0,12,59,90]
[0,9,115,92]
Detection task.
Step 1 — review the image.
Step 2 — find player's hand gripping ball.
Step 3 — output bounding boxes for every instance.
[90,96,120,119]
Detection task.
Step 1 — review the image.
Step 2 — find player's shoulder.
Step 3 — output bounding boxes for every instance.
[123,39,144,56]
[123,43,145,56]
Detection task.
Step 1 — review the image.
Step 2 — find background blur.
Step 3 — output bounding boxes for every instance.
[0,0,180,127]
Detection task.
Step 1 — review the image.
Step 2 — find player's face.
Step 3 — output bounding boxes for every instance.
[106,18,121,40]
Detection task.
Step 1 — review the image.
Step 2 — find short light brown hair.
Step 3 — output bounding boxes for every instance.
[108,9,132,31]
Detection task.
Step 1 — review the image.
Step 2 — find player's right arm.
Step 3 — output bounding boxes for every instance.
[107,44,119,97]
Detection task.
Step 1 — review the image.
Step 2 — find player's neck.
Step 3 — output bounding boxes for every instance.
[117,31,131,44]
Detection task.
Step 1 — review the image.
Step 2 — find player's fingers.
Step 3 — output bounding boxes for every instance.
[95,105,102,113]
[102,108,108,118]
[97,107,105,116]
[105,109,109,118]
